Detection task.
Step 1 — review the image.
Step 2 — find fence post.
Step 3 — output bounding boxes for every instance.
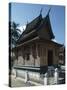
[14,69,17,79]
[25,71,29,83]
[44,72,48,85]
[54,68,59,84]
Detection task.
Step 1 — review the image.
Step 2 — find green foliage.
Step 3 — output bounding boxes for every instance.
[9,21,21,48]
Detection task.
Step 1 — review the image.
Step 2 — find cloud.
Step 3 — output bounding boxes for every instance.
[52,39,57,42]
[23,25,26,30]
[18,25,26,33]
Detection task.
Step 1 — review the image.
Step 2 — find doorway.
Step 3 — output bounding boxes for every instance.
[48,50,53,66]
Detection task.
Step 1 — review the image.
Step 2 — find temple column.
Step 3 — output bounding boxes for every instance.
[30,45,35,66]
[36,43,38,57]
[36,43,40,66]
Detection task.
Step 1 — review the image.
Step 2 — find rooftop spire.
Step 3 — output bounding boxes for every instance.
[47,8,51,15]
[40,8,43,15]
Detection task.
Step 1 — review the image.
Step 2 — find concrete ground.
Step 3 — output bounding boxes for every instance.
[10,75,35,87]
[9,74,65,87]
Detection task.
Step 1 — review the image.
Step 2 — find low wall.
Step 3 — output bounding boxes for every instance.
[12,66,44,84]
[12,66,63,85]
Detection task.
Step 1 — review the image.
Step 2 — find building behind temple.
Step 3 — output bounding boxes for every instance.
[12,9,64,85]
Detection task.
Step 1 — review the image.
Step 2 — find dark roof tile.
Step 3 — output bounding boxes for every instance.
[17,13,55,45]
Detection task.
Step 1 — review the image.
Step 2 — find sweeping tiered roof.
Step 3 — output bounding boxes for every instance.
[17,11,55,45]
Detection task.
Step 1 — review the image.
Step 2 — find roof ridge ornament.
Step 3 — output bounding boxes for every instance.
[47,8,51,16]
[40,8,43,15]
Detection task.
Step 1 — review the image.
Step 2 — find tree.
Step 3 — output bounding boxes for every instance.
[9,21,21,73]
[10,21,21,48]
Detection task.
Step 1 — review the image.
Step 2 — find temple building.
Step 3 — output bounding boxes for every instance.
[12,10,63,84]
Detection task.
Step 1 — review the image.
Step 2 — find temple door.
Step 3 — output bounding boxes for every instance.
[48,50,53,66]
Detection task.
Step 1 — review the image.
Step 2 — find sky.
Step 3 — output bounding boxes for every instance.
[10,3,65,44]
